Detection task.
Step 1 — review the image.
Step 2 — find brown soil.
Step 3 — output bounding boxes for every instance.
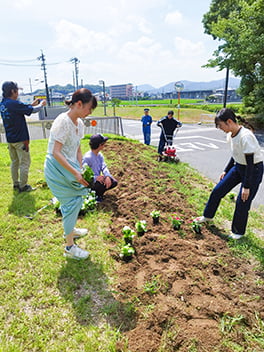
[101,140,264,352]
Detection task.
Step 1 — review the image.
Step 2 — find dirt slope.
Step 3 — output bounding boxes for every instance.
[101,140,263,352]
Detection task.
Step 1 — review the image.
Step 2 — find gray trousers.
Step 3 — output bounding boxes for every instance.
[8,142,31,188]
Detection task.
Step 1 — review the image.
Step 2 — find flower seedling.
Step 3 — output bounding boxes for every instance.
[135,220,147,235]
[55,190,97,217]
[80,190,97,214]
[191,220,202,234]
[143,276,161,295]
[53,197,61,215]
[150,210,160,224]
[150,210,160,218]
[119,244,135,262]
[171,214,183,230]
[122,226,136,244]
[82,164,94,185]
[228,192,236,201]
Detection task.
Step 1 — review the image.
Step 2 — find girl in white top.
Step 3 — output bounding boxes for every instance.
[44,88,97,259]
[194,108,263,239]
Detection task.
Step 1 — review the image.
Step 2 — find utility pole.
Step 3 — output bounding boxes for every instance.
[70,57,80,90]
[99,80,107,115]
[29,78,32,94]
[223,65,229,108]
[37,50,50,106]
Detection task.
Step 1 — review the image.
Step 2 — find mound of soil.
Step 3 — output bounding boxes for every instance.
[101,140,263,352]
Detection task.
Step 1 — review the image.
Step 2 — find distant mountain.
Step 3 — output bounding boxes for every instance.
[138,78,241,94]
[136,84,156,91]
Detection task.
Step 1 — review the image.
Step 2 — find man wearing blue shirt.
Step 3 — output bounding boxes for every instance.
[0,81,46,192]
[82,134,118,202]
[141,108,152,145]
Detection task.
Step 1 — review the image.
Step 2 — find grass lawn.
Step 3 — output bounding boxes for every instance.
[0,136,263,351]
[90,106,214,123]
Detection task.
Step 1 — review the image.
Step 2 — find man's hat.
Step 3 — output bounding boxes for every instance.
[167,110,174,115]
[89,134,108,149]
[144,108,150,112]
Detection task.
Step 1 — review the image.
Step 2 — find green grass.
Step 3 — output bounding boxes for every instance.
[0,137,263,351]
[92,102,242,123]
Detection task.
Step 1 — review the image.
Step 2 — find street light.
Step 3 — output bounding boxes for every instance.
[174,81,184,121]
[99,80,107,116]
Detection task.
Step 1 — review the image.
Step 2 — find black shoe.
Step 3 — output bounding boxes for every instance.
[96,196,104,203]
[13,184,20,191]
[19,184,35,193]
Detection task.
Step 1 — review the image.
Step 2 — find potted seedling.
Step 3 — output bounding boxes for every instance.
[191,220,202,234]
[82,164,94,186]
[122,226,136,245]
[55,190,97,217]
[53,197,62,216]
[119,244,135,262]
[150,210,160,225]
[135,220,147,236]
[79,190,97,215]
[171,214,183,230]
[228,192,236,201]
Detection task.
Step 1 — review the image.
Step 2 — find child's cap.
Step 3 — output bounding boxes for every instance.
[89,134,108,149]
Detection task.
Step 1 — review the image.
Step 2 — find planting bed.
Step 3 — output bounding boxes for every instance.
[100,140,263,352]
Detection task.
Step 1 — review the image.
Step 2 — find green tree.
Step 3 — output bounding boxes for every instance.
[203,0,264,114]
[111,98,121,106]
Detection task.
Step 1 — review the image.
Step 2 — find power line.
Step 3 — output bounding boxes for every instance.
[0,62,40,67]
[0,61,65,67]
[0,58,37,63]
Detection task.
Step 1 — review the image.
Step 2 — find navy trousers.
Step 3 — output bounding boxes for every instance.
[158,133,173,154]
[143,125,151,145]
[92,176,118,197]
[203,162,263,235]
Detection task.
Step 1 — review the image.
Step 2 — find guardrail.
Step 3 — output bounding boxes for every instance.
[0,116,124,143]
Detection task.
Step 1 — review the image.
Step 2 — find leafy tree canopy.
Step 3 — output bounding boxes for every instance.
[203,0,264,113]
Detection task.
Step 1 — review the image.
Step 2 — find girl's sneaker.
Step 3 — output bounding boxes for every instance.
[64,244,89,260]
[228,233,243,240]
[193,216,213,223]
[63,227,88,239]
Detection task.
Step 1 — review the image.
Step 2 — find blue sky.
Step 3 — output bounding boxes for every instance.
[0,0,231,93]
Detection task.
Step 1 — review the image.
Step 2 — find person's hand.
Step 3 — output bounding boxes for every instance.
[219,171,226,180]
[96,175,105,184]
[241,187,250,202]
[41,100,47,106]
[104,176,111,189]
[75,171,89,186]
[31,99,40,106]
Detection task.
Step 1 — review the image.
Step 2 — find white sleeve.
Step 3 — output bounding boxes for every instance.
[50,115,69,144]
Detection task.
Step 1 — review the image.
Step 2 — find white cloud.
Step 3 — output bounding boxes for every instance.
[174,37,204,57]
[0,0,232,89]
[118,37,162,62]
[164,11,183,26]
[54,20,116,55]
[14,0,33,9]
[127,16,152,35]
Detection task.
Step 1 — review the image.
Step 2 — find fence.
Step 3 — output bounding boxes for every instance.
[38,106,68,120]
[0,116,124,142]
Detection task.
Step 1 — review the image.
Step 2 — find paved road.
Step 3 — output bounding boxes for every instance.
[122,119,264,209]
